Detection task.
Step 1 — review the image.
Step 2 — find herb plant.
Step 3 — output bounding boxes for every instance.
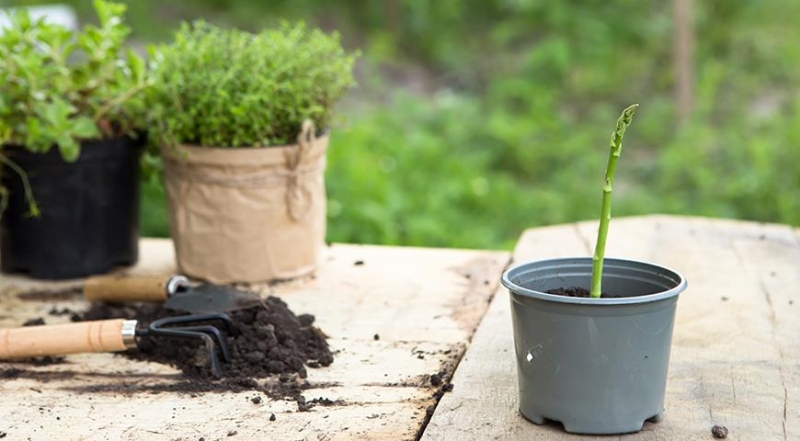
[0,0,148,160]
[590,104,638,298]
[147,21,358,148]
[0,0,148,215]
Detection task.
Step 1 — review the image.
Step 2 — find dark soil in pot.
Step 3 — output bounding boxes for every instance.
[1,135,144,279]
[545,287,617,298]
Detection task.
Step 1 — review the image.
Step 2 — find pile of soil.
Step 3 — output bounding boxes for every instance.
[3,296,337,411]
[78,296,333,380]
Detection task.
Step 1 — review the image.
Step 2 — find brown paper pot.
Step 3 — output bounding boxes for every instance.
[162,133,328,283]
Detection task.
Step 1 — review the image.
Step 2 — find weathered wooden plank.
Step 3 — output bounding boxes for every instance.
[0,240,509,440]
[423,215,799,441]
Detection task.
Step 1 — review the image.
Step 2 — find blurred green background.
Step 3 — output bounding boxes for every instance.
[8,0,800,250]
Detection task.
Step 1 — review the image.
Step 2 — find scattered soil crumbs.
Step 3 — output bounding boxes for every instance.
[0,368,22,379]
[48,306,83,321]
[414,368,456,440]
[22,318,45,326]
[430,370,454,402]
[545,287,616,298]
[27,350,61,366]
[711,425,729,439]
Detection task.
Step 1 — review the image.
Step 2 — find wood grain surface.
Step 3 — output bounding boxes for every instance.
[0,240,509,441]
[422,215,800,441]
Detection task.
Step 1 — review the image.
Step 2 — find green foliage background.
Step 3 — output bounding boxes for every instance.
[9,0,799,249]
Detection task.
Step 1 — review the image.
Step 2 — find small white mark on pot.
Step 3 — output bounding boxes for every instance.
[526,344,544,363]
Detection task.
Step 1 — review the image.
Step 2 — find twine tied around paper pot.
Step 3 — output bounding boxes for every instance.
[285,120,316,221]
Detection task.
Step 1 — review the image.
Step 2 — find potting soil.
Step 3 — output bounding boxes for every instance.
[78,296,333,380]
[546,287,616,298]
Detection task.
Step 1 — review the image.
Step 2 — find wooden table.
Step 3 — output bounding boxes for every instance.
[0,240,509,440]
[422,215,799,441]
[1,215,798,440]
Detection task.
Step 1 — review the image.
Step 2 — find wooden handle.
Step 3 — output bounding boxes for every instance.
[0,319,136,359]
[83,274,171,302]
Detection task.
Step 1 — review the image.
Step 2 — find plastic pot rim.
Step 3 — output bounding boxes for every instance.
[501,257,688,306]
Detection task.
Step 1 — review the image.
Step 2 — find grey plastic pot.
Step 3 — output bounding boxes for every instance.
[501,257,687,435]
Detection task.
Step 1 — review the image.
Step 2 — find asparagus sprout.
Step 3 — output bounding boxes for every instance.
[590,104,639,298]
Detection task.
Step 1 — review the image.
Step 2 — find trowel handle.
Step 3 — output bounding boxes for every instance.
[84,274,187,303]
[0,319,138,359]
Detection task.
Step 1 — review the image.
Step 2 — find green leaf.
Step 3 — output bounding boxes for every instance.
[9,9,33,31]
[71,117,100,139]
[93,0,126,28]
[24,118,43,148]
[0,125,10,144]
[58,137,80,162]
[38,22,72,53]
[40,100,74,127]
[126,48,145,81]
[79,27,104,53]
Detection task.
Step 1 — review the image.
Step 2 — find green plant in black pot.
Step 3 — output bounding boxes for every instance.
[0,0,150,279]
[147,21,357,283]
[501,105,688,435]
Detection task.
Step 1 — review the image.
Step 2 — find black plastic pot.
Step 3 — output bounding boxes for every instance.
[1,136,145,279]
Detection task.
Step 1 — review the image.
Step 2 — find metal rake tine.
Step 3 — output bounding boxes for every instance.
[147,327,224,378]
[172,325,232,363]
[149,312,237,335]
[147,312,237,378]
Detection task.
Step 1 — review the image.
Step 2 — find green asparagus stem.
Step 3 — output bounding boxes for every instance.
[590,104,638,298]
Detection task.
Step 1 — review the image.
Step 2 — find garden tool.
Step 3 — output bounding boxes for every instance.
[0,313,235,378]
[83,274,263,314]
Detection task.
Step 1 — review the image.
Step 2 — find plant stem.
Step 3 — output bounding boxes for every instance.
[590,104,638,298]
[93,81,149,130]
[0,153,40,217]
